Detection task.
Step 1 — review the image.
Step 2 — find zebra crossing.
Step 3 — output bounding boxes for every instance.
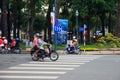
[0,55,103,80]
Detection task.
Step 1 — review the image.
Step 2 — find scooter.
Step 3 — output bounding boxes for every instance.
[8,46,21,54]
[30,44,59,61]
[64,45,81,54]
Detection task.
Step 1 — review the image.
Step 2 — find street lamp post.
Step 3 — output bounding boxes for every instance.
[75,10,79,43]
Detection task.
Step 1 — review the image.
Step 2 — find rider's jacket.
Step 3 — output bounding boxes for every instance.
[33,37,38,47]
[0,38,4,47]
[11,39,16,46]
[37,38,47,50]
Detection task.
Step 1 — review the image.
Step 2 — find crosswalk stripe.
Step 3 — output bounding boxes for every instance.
[19,64,80,67]
[9,67,74,70]
[58,60,90,62]
[0,71,66,74]
[28,61,85,65]
[60,58,94,60]
[0,76,58,79]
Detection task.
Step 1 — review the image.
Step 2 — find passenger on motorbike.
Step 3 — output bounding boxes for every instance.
[32,33,40,56]
[0,37,4,50]
[11,38,16,49]
[66,39,77,53]
[37,34,49,61]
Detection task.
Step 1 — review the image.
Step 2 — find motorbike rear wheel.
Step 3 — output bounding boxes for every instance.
[50,51,59,61]
[31,52,39,61]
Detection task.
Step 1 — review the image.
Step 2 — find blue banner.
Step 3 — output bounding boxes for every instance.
[55,19,68,44]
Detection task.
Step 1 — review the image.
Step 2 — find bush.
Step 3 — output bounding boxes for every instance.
[96,36,106,47]
[96,33,120,48]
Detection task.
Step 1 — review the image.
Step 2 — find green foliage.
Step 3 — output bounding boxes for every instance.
[33,15,46,33]
[96,33,120,48]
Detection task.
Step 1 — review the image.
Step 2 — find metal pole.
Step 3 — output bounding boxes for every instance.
[54,0,56,50]
[83,24,86,54]
[76,13,78,43]
[76,10,79,43]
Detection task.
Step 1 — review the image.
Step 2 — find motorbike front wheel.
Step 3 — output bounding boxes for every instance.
[49,51,59,61]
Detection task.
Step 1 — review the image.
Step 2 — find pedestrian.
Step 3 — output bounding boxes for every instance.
[29,41,33,48]
[26,39,29,48]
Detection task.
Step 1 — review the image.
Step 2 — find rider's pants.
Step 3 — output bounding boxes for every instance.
[39,49,44,58]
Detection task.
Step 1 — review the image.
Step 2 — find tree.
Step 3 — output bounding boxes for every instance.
[24,0,43,41]
[9,0,25,39]
[1,0,8,38]
[45,0,53,43]
[116,0,120,37]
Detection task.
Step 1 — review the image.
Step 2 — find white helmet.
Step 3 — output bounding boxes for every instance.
[36,33,40,37]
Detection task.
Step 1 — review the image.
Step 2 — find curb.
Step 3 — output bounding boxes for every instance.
[21,47,120,55]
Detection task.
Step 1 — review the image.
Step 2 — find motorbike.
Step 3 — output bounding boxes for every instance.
[64,45,81,54]
[0,44,21,54]
[8,46,21,54]
[0,46,8,54]
[30,44,59,61]
[7,43,21,54]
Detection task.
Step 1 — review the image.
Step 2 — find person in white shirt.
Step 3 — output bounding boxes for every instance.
[37,34,49,61]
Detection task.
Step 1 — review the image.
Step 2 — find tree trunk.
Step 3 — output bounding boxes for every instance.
[27,0,36,41]
[86,16,90,44]
[56,1,60,19]
[100,14,105,36]
[12,1,18,38]
[1,0,8,38]
[108,13,111,33]
[17,0,21,38]
[101,18,105,36]
[17,9,20,38]
[116,0,120,37]
[7,2,11,41]
[29,17,34,41]
[46,0,52,43]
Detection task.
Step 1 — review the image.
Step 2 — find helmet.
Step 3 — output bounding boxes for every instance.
[36,33,40,37]
[16,38,19,40]
[2,36,6,39]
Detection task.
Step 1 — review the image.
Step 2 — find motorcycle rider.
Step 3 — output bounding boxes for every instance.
[37,34,49,61]
[0,37,4,50]
[66,39,77,54]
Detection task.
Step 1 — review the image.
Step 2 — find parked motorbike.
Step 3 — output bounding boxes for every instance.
[7,44,21,54]
[30,44,59,61]
[0,46,8,54]
[64,45,81,54]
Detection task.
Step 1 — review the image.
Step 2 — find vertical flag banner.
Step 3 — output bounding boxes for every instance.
[50,12,55,34]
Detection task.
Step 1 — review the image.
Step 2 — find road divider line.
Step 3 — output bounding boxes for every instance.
[57,60,90,63]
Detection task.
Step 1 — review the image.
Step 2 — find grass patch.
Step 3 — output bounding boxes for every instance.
[20,42,119,51]
[20,42,26,49]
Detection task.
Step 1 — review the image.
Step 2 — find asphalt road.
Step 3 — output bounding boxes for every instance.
[0,54,120,80]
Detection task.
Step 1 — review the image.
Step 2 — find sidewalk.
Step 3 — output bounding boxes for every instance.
[21,48,120,55]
